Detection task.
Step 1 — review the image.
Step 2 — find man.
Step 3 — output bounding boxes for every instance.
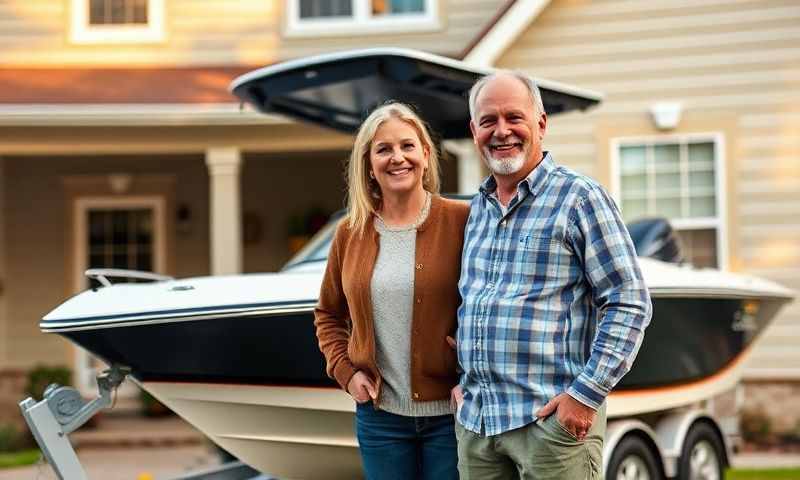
[454,71,652,479]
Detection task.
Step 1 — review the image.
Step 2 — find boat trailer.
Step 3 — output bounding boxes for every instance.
[18,365,269,480]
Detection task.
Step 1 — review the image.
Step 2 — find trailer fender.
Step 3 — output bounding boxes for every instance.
[653,409,729,477]
[603,418,665,477]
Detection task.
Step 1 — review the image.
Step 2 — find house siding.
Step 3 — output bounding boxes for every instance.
[0,157,6,368]
[497,0,800,378]
[0,0,502,66]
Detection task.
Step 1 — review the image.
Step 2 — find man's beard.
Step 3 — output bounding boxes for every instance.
[482,146,527,175]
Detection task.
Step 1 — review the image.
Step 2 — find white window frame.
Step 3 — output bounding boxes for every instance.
[72,196,166,395]
[70,0,165,44]
[610,133,728,270]
[285,0,439,38]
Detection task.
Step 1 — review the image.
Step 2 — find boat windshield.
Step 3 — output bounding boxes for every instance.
[281,211,344,271]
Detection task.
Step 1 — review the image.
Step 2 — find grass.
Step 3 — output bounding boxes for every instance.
[0,449,41,469]
[727,468,800,479]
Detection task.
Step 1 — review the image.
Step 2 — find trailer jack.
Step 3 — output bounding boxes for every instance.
[18,364,131,480]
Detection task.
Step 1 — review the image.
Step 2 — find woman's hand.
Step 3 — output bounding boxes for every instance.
[450,384,463,411]
[347,371,378,403]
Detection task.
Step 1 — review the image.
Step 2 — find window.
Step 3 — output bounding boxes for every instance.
[71,0,165,44]
[89,0,148,25]
[613,135,726,269]
[287,0,438,37]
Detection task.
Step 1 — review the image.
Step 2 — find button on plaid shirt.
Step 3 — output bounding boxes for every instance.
[456,153,652,436]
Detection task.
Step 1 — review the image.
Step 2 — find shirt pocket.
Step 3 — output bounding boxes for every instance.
[513,233,572,293]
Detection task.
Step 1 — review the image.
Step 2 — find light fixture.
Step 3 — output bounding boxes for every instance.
[649,102,682,131]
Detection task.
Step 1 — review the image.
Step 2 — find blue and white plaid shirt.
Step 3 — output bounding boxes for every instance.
[456,153,652,436]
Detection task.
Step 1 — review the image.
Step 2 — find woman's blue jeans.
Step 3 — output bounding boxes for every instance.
[355,402,458,480]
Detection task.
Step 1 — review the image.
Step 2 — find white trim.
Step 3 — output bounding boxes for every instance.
[72,195,167,394]
[742,368,800,380]
[463,0,551,67]
[610,133,728,270]
[285,0,440,38]
[70,0,165,44]
[0,104,289,127]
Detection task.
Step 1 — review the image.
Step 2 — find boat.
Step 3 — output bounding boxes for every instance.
[39,49,794,479]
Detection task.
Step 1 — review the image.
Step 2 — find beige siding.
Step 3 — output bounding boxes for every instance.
[0,157,6,368]
[0,0,503,66]
[498,0,800,378]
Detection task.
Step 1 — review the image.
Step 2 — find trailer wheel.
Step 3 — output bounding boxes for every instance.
[607,435,663,480]
[678,422,724,480]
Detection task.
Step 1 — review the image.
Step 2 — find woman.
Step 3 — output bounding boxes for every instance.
[314,102,468,480]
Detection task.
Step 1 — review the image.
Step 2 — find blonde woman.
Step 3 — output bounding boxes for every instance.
[314,102,468,480]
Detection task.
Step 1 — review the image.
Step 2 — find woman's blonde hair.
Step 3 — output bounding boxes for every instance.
[346,102,441,234]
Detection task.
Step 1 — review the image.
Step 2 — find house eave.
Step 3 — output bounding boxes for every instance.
[0,103,290,127]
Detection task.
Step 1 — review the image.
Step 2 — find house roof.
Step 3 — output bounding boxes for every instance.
[0,66,254,104]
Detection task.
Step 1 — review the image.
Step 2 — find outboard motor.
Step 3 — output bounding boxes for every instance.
[626,218,684,264]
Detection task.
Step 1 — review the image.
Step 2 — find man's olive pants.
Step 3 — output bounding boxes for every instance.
[455,404,605,480]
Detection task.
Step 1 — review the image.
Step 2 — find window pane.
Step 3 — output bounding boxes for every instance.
[621,173,647,199]
[653,144,679,173]
[89,0,106,24]
[110,0,127,23]
[676,228,718,269]
[620,145,646,174]
[688,142,714,165]
[133,0,148,23]
[687,141,717,217]
[655,172,680,191]
[654,196,681,218]
[689,196,716,217]
[373,0,424,15]
[300,0,352,18]
[622,199,647,221]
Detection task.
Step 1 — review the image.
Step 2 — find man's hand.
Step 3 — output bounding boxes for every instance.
[347,371,377,403]
[536,392,596,441]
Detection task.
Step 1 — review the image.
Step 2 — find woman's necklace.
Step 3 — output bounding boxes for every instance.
[376,191,431,231]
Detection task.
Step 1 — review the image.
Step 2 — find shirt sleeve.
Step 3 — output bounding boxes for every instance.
[313,222,358,391]
[565,182,653,409]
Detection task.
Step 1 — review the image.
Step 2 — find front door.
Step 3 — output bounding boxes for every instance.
[72,196,166,396]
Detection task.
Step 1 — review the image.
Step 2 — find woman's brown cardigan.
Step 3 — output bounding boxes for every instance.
[314,195,469,403]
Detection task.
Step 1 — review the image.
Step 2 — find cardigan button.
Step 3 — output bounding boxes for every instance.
[416,298,421,304]
[413,392,420,399]
[416,263,423,270]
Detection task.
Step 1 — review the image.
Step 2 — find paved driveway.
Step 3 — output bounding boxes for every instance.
[0,445,219,480]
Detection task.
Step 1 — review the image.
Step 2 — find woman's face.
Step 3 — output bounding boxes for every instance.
[369,118,429,199]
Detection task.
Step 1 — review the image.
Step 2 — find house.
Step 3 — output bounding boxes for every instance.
[1,0,798,432]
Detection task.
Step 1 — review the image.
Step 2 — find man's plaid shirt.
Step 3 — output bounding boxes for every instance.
[456,153,652,436]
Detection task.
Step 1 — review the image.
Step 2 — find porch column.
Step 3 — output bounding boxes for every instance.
[0,156,6,365]
[205,147,243,275]
[444,140,484,194]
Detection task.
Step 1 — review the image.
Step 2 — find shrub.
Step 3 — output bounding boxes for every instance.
[0,424,34,453]
[24,365,71,401]
[740,408,772,444]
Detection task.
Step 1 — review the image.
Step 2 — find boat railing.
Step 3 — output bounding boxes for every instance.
[85,268,174,287]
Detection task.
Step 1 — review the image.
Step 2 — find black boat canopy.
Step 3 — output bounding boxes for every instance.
[229,48,602,139]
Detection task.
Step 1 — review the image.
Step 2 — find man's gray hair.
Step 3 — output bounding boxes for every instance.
[468,70,545,120]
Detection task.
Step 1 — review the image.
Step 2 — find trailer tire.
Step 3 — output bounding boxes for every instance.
[607,434,663,480]
[678,422,724,480]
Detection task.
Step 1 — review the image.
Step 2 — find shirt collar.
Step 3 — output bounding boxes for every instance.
[479,151,555,199]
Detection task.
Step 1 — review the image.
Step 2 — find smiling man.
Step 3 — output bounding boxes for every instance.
[454,71,653,479]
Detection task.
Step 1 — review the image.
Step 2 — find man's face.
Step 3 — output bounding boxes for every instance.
[470,75,547,177]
